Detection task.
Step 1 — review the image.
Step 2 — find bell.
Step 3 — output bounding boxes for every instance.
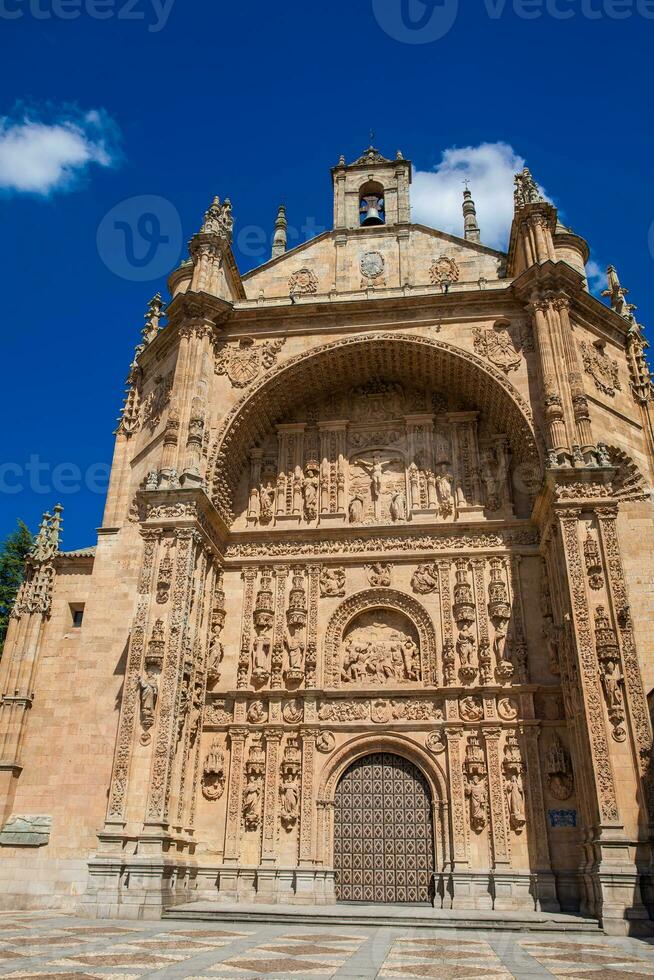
[361,204,383,226]
[360,195,384,226]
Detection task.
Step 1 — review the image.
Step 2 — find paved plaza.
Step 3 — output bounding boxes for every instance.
[0,912,653,980]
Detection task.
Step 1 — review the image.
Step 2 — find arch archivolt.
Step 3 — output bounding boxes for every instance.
[207,331,542,523]
[323,588,439,688]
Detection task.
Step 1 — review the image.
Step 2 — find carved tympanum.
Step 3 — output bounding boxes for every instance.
[340,609,421,686]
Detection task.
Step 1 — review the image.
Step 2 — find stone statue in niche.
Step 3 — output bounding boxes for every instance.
[390,489,408,522]
[251,629,272,683]
[303,463,319,521]
[479,447,508,513]
[340,611,421,686]
[243,774,262,829]
[435,463,456,518]
[284,628,305,682]
[505,772,526,829]
[139,667,159,736]
[466,774,489,831]
[259,481,275,523]
[349,494,365,524]
[457,624,476,671]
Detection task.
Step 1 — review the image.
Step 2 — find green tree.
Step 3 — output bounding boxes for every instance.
[0,521,33,652]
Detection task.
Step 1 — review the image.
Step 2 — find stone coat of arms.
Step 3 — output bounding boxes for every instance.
[360,251,386,285]
[429,255,460,286]
[473,323,521,374]
[288,267,318,295]
[215,337,286,388]
[580,340,621,397]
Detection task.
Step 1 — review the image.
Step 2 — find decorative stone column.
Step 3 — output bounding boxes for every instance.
[483,729,512,909]
[444,727,470,907]
[522,725,559,911]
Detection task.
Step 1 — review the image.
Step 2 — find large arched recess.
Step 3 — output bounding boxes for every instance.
[208,331,542,523]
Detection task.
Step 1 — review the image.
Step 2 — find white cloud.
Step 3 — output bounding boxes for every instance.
[0,107,119,196]
[412,142,550,251]
[586,259,608,296]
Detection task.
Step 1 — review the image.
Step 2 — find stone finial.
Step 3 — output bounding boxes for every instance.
[142,292,166,346]
[199,194,234,241]
[271,204,288,260]
[514,167,544,210]
[602,265,638,322]
[31,504,63,563]
[462,184,481,244]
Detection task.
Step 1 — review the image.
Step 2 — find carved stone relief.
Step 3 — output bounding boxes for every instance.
[580,339,621,397]
[474,322,521,374]
[201,741,226,800]
[339,610,421,687]
[320,567,346,597]
[216,337,286,388]
[288,267,318,295]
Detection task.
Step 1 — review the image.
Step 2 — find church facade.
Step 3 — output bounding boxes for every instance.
[2,146,654,934]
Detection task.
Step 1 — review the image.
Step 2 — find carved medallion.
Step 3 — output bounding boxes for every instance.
[320,567,346,597]
[365,562,392,587]
[426,730,446,754]
[215,337,285,388]
[201,741,226,800]
[411,563,439,595]
[580,339,621,397]
[473,322,521,374]
[497,697,518,720]
[289,267,318,295]
[316,731,335,753]
[429,255,460,286]
[360,250,385,284]
[459,696,483,721]
[282,698,304,724]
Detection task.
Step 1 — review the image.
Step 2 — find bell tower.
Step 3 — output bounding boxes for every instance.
[332,144,412,230]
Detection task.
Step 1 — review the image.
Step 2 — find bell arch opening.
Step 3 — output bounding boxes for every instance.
[208,333,542,526]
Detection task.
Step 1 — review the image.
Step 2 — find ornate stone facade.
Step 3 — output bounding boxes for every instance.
[1,146,653,934]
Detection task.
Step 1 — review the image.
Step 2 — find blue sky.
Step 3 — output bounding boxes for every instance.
[1,0,653,550]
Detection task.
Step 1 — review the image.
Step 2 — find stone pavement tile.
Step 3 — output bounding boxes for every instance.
[47,951,189,969]
[211,955,341,976]
[0,936,92,949]
[161,930,254,939]
[379,965,514,979]
[113,938,229,952]
[378,934,515,980]
[1,973,140,980]
[277,933,367,943]
[60,927,140,937]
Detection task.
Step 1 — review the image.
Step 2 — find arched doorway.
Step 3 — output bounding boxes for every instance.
[333,752,435,904]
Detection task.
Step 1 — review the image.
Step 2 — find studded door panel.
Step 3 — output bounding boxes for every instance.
[333,752,434,903]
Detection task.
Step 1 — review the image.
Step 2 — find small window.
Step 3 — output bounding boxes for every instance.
[70,604,85,628]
